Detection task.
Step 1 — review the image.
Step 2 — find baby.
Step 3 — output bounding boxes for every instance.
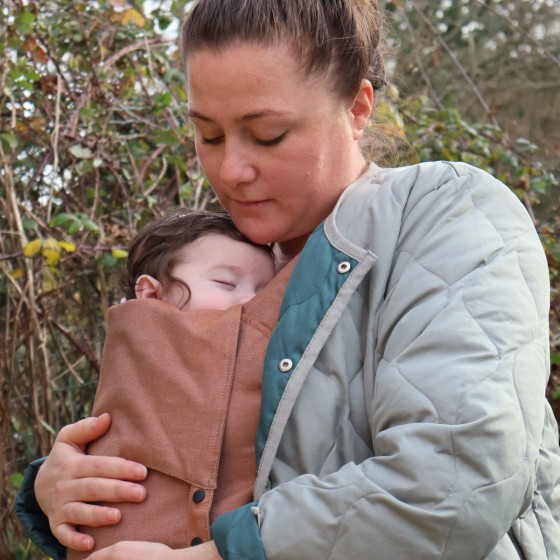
[125,209,275,311]
[68,210,289,558]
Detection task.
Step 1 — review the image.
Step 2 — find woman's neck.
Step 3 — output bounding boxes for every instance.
[273,159,371,272]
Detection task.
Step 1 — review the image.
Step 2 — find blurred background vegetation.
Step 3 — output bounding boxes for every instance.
[1,0,559,557]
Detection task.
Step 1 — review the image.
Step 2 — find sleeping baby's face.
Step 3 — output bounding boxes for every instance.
[154,234,275,311]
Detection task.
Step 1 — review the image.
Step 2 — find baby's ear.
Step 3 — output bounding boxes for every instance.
[135,275,163,300]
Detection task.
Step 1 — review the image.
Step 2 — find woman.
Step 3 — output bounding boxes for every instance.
[16,0,560,558]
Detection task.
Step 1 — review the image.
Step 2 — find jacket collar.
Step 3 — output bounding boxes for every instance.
[254,169,379,495]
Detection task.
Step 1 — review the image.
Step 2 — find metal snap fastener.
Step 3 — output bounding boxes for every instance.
[279,359,293,372]
[337,261,351,274]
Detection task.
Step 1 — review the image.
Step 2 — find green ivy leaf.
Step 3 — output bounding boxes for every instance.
[8,472,24,489]
[99,253,118,268]
[50,213,72,228]
[82,217,99,233]
[0,133,19,150]
[69,144,93,159]
[154,129,180,148]
[22,217,38,230]
[68,220,81,235]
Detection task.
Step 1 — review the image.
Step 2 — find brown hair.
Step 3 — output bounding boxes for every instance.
[120,208,273,302]
[181,0,386,100]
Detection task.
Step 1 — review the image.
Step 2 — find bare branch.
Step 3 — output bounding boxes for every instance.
[410,0,500,127]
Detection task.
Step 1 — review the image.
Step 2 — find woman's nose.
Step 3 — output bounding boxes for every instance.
[219,142,257,186]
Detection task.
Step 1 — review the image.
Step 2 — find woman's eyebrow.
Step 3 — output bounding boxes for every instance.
[188,109,288,123]
[240,110,287,122]
[188,109,213,122]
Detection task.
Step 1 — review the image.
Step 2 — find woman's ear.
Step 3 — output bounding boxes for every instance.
[135,274,163,300]
[350,79,374,141]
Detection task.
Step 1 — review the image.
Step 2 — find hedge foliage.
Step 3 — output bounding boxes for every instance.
[1,1,558,557]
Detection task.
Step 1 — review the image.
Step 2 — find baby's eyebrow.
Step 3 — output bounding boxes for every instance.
[209,263,242,274]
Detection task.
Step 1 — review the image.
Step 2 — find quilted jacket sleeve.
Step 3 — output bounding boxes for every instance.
[15,457,67,560]
[214,164,554,559]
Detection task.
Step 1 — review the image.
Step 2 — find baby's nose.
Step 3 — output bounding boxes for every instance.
[237,286,257,305]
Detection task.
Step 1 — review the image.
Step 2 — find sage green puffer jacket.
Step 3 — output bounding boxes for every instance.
[212,161,560,559]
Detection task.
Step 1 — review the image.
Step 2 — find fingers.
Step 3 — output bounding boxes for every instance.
[87,541,175,560]
[49,478,146,549]
[59,501,121,528]
[63,476,146,504]
[57,414,112,449]
[54,523,95,552]
[58,454,147,483]
[84,540,219,560]
[88,455,148,482]
[34,416,149,544]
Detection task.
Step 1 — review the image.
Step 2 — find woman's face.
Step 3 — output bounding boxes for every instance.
[187,41,372,258]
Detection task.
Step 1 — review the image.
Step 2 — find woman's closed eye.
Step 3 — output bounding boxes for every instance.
[255,132,286,147]
[201,135,224,145]
[200,133,287,147]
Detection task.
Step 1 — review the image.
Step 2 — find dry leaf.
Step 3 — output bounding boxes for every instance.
[22,38,38,52]
[22,38,48,64]
[42,238,61,266]
[33,47,48,65]
[23,238,42,258]
[41,267,59,291]
[121,8,145,27]
[111,248,128,259]
[59,241,76,253]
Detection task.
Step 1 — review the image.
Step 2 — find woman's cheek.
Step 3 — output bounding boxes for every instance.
[196,148,220,186]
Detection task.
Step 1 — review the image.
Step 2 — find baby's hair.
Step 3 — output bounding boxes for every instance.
[120,209,273,302]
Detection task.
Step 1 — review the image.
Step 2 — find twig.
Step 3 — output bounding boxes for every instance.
[47,74,62,224]
[139,145,166,180]
[410,1,499,127]
[471,0,560,71]
[143,155,168,197]
[24,152,53,197]
[397,7,443,110]
[48,317,100,374]
[99,39,171,71]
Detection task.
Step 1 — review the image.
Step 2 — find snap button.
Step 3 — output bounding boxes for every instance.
[191,537,203,546]
[192,489,205,503]
[279,359,293,372]
[337,261,351,274]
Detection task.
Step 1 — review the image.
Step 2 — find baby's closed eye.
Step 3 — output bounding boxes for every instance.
[212,279,237,289]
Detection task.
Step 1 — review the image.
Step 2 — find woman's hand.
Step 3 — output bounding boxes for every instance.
[87,540,221,560]
[35,413,148,551]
